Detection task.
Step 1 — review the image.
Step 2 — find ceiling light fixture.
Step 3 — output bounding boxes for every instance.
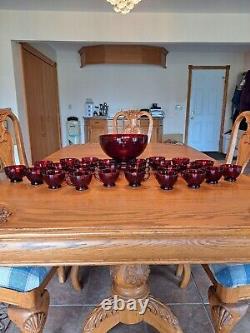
[106,0,142,14]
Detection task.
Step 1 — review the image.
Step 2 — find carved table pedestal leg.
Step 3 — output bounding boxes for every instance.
[83,265,183,333]
[8,290,49,333]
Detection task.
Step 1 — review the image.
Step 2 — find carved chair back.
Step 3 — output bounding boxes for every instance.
[113,110,153,143]
[226,111,250,173]
[0,108,28,170]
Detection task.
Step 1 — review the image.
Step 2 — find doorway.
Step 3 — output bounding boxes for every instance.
[185,65,230,152]
[21,43,61,162]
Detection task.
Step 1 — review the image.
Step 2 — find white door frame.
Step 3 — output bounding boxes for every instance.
[184,65,230,152]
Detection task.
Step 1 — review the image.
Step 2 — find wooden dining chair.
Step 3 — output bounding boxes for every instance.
[113,110,154,143]
[0,108,28,169]
[112,110,189,289]
[225,110,250,171]
[68,110,155,290]
[0,109,69,331]
[0,109,67,277]
[0,109,82,293]
[0,266,56,333]
[68,111,155,291]
[176,111,250,293]
[175,264,192,289]
[202,111,250,333]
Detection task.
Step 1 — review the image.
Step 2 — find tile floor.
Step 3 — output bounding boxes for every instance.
[5,265,250,333]
[4,161,250,333]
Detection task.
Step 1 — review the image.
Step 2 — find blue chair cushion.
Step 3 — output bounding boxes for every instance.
[0,267,52,292]
[209,264,250,288]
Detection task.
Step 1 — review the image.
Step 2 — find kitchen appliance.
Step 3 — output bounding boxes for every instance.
[84,98,94,117]
[149,103,165,118]
[150,109,165,118]
[66,117,81,145]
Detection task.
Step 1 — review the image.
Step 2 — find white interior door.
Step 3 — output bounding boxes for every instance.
[187,69,225,151]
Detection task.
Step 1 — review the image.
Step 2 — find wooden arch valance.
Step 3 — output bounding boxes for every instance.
[79,45,168,68]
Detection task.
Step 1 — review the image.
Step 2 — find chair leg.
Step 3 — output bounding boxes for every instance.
[208,286,249,333]
[176,264,191,288]
[57,266,66,284]
[8,290,49,333]
[176,264,183,278]
[70,266,83,291]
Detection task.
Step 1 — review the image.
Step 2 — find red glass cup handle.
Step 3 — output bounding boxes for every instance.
[65,174,73,186]
[144,172,151,181]
[94,172,101,182]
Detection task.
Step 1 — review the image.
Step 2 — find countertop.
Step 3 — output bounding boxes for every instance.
[83,116,164,120]
[83,116,113,120]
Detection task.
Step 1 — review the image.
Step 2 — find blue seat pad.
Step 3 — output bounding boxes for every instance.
[209,264,250,288]
[0,266,52,292]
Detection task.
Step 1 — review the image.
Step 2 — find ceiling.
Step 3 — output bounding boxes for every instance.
[1,0,250,13]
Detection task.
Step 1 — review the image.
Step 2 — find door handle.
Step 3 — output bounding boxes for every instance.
[190,111,195,120]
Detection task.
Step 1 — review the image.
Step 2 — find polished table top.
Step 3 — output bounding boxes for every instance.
[0,143,250,266]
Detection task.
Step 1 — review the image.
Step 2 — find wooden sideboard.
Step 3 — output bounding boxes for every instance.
[84,118,107,144]
[84,117,163,143]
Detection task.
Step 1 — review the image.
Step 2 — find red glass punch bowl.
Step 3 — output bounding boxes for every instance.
[99,134,148,162]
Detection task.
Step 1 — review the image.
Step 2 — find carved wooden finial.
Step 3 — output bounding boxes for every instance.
[0,206,12,224]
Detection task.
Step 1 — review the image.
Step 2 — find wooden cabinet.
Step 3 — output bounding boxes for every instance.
[139,118,163,143]
[79,45,168,68]
[84,118,163,143]
[84,119,108,143]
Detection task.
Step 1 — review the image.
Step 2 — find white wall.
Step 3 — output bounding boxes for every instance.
[56,46,245,145]
[1,10,250,113]
[0,9,250,152]
[29,42,57,61]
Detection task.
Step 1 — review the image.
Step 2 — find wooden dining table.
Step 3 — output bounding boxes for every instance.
[0,143,250,333]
